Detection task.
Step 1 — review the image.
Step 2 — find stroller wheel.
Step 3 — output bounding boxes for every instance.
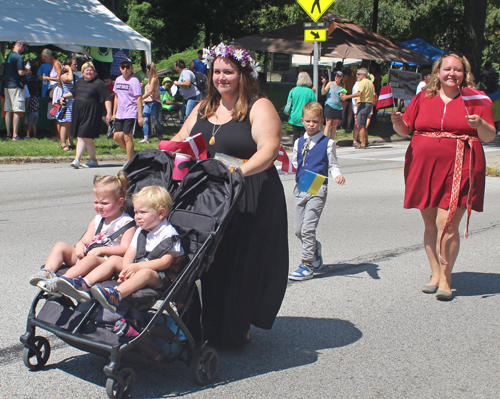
[191,346,219,385]
[22,336,51,370]
[106,367,135,399]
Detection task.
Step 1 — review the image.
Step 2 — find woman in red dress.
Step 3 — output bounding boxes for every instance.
[391,53,496,300]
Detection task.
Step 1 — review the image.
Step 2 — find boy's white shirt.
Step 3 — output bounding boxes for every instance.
[130,218,184,257]
[292,130,342,179]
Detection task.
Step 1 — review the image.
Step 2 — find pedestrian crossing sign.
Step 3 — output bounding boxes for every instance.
[297,0,336,22]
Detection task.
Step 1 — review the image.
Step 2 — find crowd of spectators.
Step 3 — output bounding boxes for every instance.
[1,42,210,155]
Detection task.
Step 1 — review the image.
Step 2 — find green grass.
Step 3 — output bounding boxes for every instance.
[260,81,399,143]
[0,126,179,160]
[1,82,400,158]
[486,167,500,177]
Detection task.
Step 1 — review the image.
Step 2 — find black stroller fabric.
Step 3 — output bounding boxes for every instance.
[170,159,244,296]
[122,148,176,214]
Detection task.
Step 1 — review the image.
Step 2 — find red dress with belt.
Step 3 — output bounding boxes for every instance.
[403,91,494,212]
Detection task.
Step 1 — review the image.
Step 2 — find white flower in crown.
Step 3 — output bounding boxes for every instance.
[202,48,214,68]
[234,49,245,61]
[251,62,261,79]
[215,43,226,57]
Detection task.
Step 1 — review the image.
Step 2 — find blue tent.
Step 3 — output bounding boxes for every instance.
[393,38,444,66]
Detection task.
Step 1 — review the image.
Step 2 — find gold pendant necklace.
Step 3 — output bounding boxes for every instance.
[209,122,223,145]
[209,107,230,145]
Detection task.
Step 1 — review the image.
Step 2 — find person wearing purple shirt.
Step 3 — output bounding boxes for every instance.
[112,58,145,162]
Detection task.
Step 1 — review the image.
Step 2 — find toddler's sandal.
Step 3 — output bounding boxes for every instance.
[29,268,57,286]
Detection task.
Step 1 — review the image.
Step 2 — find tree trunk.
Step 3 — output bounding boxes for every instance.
[463,0,488,79]
[372,0,379,33]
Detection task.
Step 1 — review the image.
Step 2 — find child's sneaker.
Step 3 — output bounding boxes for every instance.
[37,278,62,297]
[91,285,121,313]
[57,276,92,303]
[312,242,323,271]
[29,268,56,286]
[288,263,314,281]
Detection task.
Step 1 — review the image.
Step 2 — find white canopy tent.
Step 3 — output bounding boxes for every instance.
[0,0,151,63]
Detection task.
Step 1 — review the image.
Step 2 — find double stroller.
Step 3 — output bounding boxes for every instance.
[20,149,244,399]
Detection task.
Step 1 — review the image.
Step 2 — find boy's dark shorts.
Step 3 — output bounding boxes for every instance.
[324,104,343,120]
[114,118,137,135]
[356,102,373,127]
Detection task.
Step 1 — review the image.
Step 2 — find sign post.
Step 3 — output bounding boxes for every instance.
[297,0,336,98]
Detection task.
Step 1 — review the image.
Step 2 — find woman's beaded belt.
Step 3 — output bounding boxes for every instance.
[415,131,481,264]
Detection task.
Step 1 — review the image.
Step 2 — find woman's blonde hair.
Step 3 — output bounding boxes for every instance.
[199,44,260,122]
[133,186,172,216]
[146,62,158,79]
[93,171,129,207]
[302,101,323,117]
[296,71,312,87]
[426,53,475,98]
[81,61,96,73]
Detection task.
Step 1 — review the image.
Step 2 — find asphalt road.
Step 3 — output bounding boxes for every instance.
[1,140,500,399]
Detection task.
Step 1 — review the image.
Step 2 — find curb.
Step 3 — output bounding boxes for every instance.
[0,154,128,164]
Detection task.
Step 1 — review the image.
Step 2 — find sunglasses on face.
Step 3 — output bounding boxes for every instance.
[120,65,131,69]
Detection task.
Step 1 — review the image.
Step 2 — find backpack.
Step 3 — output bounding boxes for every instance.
[192,71,207,92]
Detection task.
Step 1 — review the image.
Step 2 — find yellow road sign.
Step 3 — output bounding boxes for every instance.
[297,0,336,22]
[304,29,328,42]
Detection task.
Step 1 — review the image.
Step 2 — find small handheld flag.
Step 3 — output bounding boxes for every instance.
[297,170,326,195]
[158,133,207,159]
[460,88,493,107]
[277,145,296,173]
[377,85,394,110]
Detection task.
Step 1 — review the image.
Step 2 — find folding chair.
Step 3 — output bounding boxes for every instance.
[161,108,179,127]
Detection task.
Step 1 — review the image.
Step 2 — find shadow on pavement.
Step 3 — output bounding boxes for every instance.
[51,316,361,397]
[314,262,381,280]
[452,271,500,298]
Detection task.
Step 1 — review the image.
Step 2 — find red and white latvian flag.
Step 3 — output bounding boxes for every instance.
[376,85,394,110]
[158,133,207,159]
[277,145,296,173]
[460,88,493,107]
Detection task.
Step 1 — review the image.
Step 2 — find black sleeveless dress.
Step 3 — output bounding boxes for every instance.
[191,110,289,348]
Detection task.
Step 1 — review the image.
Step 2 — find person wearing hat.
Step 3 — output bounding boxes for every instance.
[321,70,345,141]
[111,58,145,162]
[161,77,182,113]
[341,68,375,149]
[4,40,32,140]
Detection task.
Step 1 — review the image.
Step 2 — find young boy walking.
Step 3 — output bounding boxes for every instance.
[289,102,345,281]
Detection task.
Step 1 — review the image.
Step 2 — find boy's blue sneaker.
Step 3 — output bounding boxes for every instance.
[312,242,323,271]
[91,285,121,313]
[57,276,92,303]
[288,263,314,281]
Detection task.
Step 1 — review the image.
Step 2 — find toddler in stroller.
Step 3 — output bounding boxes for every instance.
[56,185,184,313]
[29,172,136,296]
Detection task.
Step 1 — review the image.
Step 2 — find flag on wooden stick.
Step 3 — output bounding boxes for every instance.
[460,88,493,107]
[376,85,394,110]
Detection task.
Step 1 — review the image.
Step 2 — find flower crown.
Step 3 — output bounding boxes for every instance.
[202,42,261,79]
